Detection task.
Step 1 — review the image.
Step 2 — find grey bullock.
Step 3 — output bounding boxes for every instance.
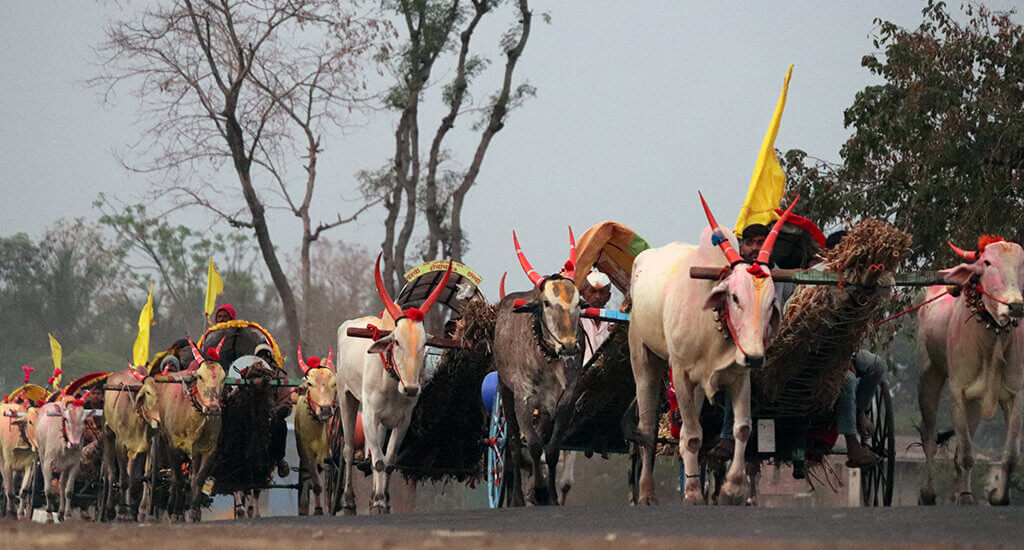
[493,229,583,506]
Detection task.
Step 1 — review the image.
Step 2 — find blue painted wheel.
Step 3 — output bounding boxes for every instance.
[486,384,507,509]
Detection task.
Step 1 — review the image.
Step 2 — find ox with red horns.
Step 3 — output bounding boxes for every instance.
[492,227,585,506]
[628,194,797,506]
[335,256,452,514]
[295,345,337,515]
[918,235,1024,506]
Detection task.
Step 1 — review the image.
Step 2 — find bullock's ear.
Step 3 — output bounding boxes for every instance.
[941,262,980,286]
[768,301,782,339]
[703,281,730,311]
[513,299,541,314]
[367,334,395,354]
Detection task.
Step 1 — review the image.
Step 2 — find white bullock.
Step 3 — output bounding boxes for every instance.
[628,194,796,505]
[918,237,1024,505]
[336,257,451,514]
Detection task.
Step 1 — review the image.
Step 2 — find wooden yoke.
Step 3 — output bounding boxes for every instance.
[345,327,469,350]
[689,266,948,287]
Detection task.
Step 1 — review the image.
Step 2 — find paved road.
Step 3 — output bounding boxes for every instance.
[257,504,1024,546]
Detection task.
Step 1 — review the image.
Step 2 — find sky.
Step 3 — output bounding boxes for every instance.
[1,1,1020,300]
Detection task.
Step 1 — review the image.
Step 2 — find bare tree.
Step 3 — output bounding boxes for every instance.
[95,0,389,368]
[364,0,536,291]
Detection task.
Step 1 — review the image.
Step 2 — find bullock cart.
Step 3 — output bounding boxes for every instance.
[485,220,941,507]
[329,261,490,514]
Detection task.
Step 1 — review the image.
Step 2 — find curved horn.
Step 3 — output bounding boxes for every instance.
[420,261,453,315]
[698,192,743,266]
[213,338,224,357]
[325,348,334,371]
[513,231,543,286]
[131,367,146,382]
[374,253,404,321]
[297,343,308,374]
[948,241,979,262]
[756,195,800,265]
[187,337,203,363]
[569,225,577,270]
[499,272,507,300]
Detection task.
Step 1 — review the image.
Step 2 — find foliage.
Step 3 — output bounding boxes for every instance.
[785,1,1024,268]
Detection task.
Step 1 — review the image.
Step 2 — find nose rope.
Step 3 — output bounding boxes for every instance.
[722,308,748,358]
[976,284,1013,306]
[366,324,400,382]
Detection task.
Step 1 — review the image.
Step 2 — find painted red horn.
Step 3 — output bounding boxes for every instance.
[325,348,334,371]
[513,231,543,286]
[698,192,743,266]
[756,194,800,265]
[131,368,146,382]
[563,226,577,279]
[419,260,453,315]
[948,241,978,262]
[499,272,507,300]
[187,337,203,363]
[297,343,309,374]
[374,253,404,321]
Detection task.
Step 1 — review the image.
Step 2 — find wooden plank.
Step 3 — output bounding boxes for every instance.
[689,266,947,287]
[345,327,469,349]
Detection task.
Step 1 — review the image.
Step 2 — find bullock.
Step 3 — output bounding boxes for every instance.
[918,236,1024,505]
[0,400,37,519]
[102,367,154,521]
[493,230,583,506]
[137,339,226,521]
[294,347,337,515]
[35,395,88,522]
[336,256,452,514]
[628,194,796,505]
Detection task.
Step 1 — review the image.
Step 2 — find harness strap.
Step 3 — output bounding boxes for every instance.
[873,289,949,328]
[366,324,400,381]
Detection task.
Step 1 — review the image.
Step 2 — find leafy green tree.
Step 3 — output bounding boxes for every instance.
[786,1,1024,268]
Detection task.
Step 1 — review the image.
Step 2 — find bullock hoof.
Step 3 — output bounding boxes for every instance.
[341,505,356,516]
[635,495,659,506]
[719,482,745,506]
[918,488,936,506]
[956,492,975,506]
[746,497,758,507]
[531,486,551,505]
[314,506,324,516]
[233,504,246,519]
[370,504,388,515]
[277,460,290,478]
[988,488,1010,506]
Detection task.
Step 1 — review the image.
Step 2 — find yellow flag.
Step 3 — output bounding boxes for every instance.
[204,257,223,318]
[133,284,155,368]
[48,333,62,389]
[735,64,794,237]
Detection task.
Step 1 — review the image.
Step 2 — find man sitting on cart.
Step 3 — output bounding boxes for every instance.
[581,270,614,365]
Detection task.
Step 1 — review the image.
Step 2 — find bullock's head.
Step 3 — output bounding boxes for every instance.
[367,255,452,397]
[944,236,1024,326]
[510,229,583,358]
[134,374,161,429]
[60,396,88,450]
[299,346,337,421]
[699,193,799,368]
[184,339,227,416]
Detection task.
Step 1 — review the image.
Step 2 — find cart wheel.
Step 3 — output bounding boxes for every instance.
[487,386,507,509]
[861,378,895,506]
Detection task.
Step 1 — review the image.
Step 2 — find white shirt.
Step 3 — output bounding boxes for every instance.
[581,317,611,366]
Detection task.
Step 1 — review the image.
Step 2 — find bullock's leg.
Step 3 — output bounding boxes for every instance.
[297,455,311,516]
[188,452,217,522]
[41,460,56,523]
[539,414,561,505]
[557,451,576,505]
[512,398,550,505]
[127,453,147,522]
[312,464,325,515]
[720,376,752,505]
[60,463,81,522]
[989,394,1023,505]
[745,460,761,506]
[917,357,945,505]
[950,395,980,505]
[2,464,15,518]
[500,384,526,507]
[101,429,118,521]
[18,467,34,521]
[339,391,358,515]
[675,377,704,504]
[361,410,388,514]
[382,416,412,513]
[251,489,262,518]
[630,343,666,506]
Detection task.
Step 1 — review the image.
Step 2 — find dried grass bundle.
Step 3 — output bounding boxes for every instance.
[753,219,911,415]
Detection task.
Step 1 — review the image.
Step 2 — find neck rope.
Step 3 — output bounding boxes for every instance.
[964,283,1019,333]
[531,314,560,360]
